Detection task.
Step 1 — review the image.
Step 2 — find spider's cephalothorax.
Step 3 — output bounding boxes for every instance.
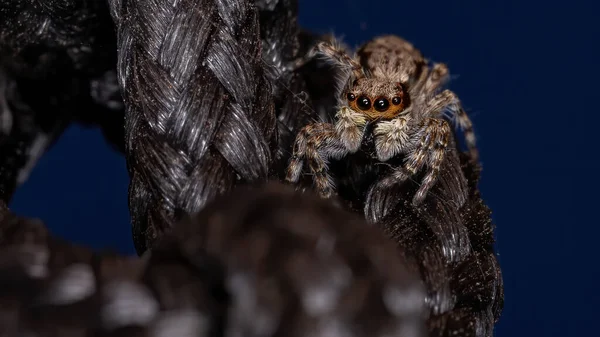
[286,35,478,205]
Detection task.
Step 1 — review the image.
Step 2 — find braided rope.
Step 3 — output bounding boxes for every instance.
[109,0,278,253]
[364,146,503,336]
[255,0,320,177]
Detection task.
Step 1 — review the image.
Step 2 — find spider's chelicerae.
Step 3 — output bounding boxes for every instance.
[286,35,478,205]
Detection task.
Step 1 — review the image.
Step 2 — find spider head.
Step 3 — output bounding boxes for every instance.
[345,79,408,120]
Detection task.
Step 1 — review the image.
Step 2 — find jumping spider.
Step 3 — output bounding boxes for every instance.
[286,35,478,205]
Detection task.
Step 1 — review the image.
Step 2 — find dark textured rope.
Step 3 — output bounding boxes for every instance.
[0,68,51,201]
[364,146,503,336]
[109,0,278,254]
[5,0,122,113]
[0,183,428,336]
[0,0,125,201]
[0,0,116,78]
[171,182,427,337]
[255,0,319,177]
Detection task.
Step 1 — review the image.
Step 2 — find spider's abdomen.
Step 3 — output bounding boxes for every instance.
[356,35,426,82]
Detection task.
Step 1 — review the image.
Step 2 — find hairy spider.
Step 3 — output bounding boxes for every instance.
[286,35,478,205]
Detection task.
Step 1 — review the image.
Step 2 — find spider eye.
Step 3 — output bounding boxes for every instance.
[347,93,356,101]
[392,97,402,105]
[374,98,390,112]
[356,96,371,110]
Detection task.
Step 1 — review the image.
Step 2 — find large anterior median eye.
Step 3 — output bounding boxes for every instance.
[356,96,371,110]
[374,98,390,112]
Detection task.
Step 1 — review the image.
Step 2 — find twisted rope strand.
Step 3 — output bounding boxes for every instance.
[109,0,277,253]
[366,149,503,337]
[256,0,315,177]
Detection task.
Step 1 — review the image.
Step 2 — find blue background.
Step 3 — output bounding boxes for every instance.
[9,1,598,336]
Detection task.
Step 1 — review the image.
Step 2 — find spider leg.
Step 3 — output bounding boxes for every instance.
[412,119,451,205]
[313,40,365,80]
[335,106,367,152]
[373,116,411,162]
[377,118,449,206]
[421,63,450,96]
[286,124,315,183]
[426,89,479,163]
[409,64,430,94]
[396,120,439,181]
[454,103,478,163]
[286,123,350,198]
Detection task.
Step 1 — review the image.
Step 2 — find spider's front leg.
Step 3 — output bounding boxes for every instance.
[384,118,451,206]
[429,89,479,164]
[451,95,479,164]
[286,123,347,198]
[286,107,366,198]
[312,40,365,80]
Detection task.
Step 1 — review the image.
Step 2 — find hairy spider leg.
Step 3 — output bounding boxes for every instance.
[286,125,312,183]
[453,104,478,164]
[413,119,451,204]
[391,118,451,206]
[432,90,479,164]
[405,87,479,204]
[375,88,461,205]
[415,63,450,96]
[414,64,479,164]
[286,123,350,198]
[373,117,412,162]
[315,41,365,80]
[409,63,431,94]
[334,106,368,151]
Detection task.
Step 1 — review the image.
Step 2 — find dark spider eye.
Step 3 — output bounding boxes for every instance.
[374,98,390,112]
[347,93,356,101]
[356,96,371,110]
[392,97,402,105]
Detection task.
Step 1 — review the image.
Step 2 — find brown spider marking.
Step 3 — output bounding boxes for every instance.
[286,35,479,205]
